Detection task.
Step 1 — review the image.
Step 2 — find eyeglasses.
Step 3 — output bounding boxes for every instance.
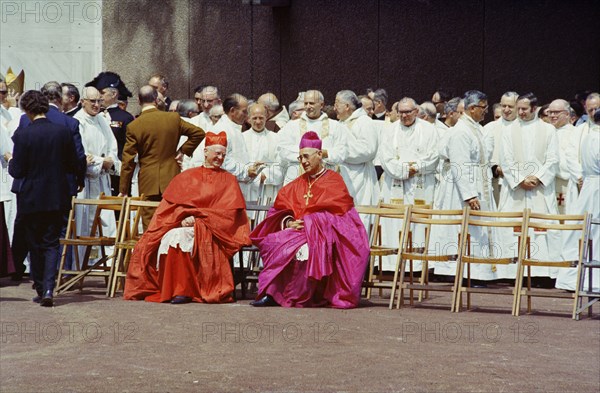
[210,114,222,119]
[85,99,103,105]
[0,90,8,94]
[474,104,488,110]
[547,110,567,116]
[297,151,319,162]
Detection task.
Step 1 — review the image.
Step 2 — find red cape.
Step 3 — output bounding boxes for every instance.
[124,166,251,302]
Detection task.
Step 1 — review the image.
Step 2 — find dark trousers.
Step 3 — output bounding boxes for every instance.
[12,208,74,272]
[22,211,64,295]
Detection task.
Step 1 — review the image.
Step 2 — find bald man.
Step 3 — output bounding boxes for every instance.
[277,90,348,184]
[549,99,579,214]
[258,92,290,132]
[242,103,283,202]
[120,85,205,228]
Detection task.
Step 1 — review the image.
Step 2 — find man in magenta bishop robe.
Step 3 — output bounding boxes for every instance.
[250,131,369,308]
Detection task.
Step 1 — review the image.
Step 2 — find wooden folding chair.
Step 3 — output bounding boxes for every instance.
[574,217,598,320]
[513,209,590,317]
[454,208,524,313]
[236,201,272,299]
[356,204,408,299]
[109,197,155,297]
[56,194,127,295]
[390,206,466,311]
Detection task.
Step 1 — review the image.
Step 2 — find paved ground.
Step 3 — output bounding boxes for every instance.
[1,277,599,393]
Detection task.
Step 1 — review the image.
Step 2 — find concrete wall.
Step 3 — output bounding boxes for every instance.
[103,0,600,113]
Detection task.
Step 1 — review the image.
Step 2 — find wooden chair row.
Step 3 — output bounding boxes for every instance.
[357,204,595,319]
[56,195,156,297]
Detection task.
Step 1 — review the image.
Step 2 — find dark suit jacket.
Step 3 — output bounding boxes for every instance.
[119,107,205,196]
[106,106,134,160]
[64,105,81,117]
[9,118,79,214]
[15,105,86,195]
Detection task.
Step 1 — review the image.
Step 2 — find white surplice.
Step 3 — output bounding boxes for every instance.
[242,128,283,204]
[74,111,120,252]
[556,124,600,291]
[555,123,581,214]
[484,117,515,206]
[379,118,438,271]
[339,108,380,207]
[497,118,560,278]
[431,115,497,280]
[1,122,16,240]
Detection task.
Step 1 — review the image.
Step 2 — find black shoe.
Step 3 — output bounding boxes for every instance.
[462,279,488,288]
[470,280,488,288]
[32,295,42,304]
[170,296,192,304]
[250,295,279,307]
[40,290,53,307]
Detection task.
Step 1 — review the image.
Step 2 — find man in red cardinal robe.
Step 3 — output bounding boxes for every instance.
[124,131,251,304]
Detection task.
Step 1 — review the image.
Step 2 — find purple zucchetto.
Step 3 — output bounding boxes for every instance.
[299,131,322,150]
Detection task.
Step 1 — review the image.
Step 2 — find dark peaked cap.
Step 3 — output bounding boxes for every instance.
[86,71,132,98]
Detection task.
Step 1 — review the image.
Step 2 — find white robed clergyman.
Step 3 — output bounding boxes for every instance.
[242,122,284,203]
[556,118,600,291]
[497,115,561,279]
[74,106,120,260]
[430,91,497,281]
[334,91,380,229]
[379,105,438,271]
[277,90,348,184]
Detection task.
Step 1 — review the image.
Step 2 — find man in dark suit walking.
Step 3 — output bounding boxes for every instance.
[10,82,86,279]
[8,90,81,306]
[119,85,205,229]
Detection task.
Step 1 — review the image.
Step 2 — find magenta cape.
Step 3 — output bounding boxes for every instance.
[250,170,369,308]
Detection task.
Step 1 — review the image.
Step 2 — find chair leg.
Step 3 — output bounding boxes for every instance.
[366,255,375,300]
[239,252,247,300]
[56,243,69,294]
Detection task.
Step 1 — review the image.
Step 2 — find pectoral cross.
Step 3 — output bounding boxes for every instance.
[556,193,565,206]
[303,189,313,206]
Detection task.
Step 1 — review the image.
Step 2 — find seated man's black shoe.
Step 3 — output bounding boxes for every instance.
[470,280,488,288]
[462,279,488,288]
[40,290,53,307]
[250,295,278,307]
[171,296,192,304]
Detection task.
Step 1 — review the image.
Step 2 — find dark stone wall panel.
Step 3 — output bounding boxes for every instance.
[103,0,599,113]
[104,0,190,103]
[251,5,282,99]
[278,0,379,105]
[483,0,600,105]
[189,0,253,97]
[379,0,484,104]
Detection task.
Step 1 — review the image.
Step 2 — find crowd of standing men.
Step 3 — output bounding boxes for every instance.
[1,71,599,306]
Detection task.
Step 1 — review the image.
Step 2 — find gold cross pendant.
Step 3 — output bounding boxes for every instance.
[303,189,313,206]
